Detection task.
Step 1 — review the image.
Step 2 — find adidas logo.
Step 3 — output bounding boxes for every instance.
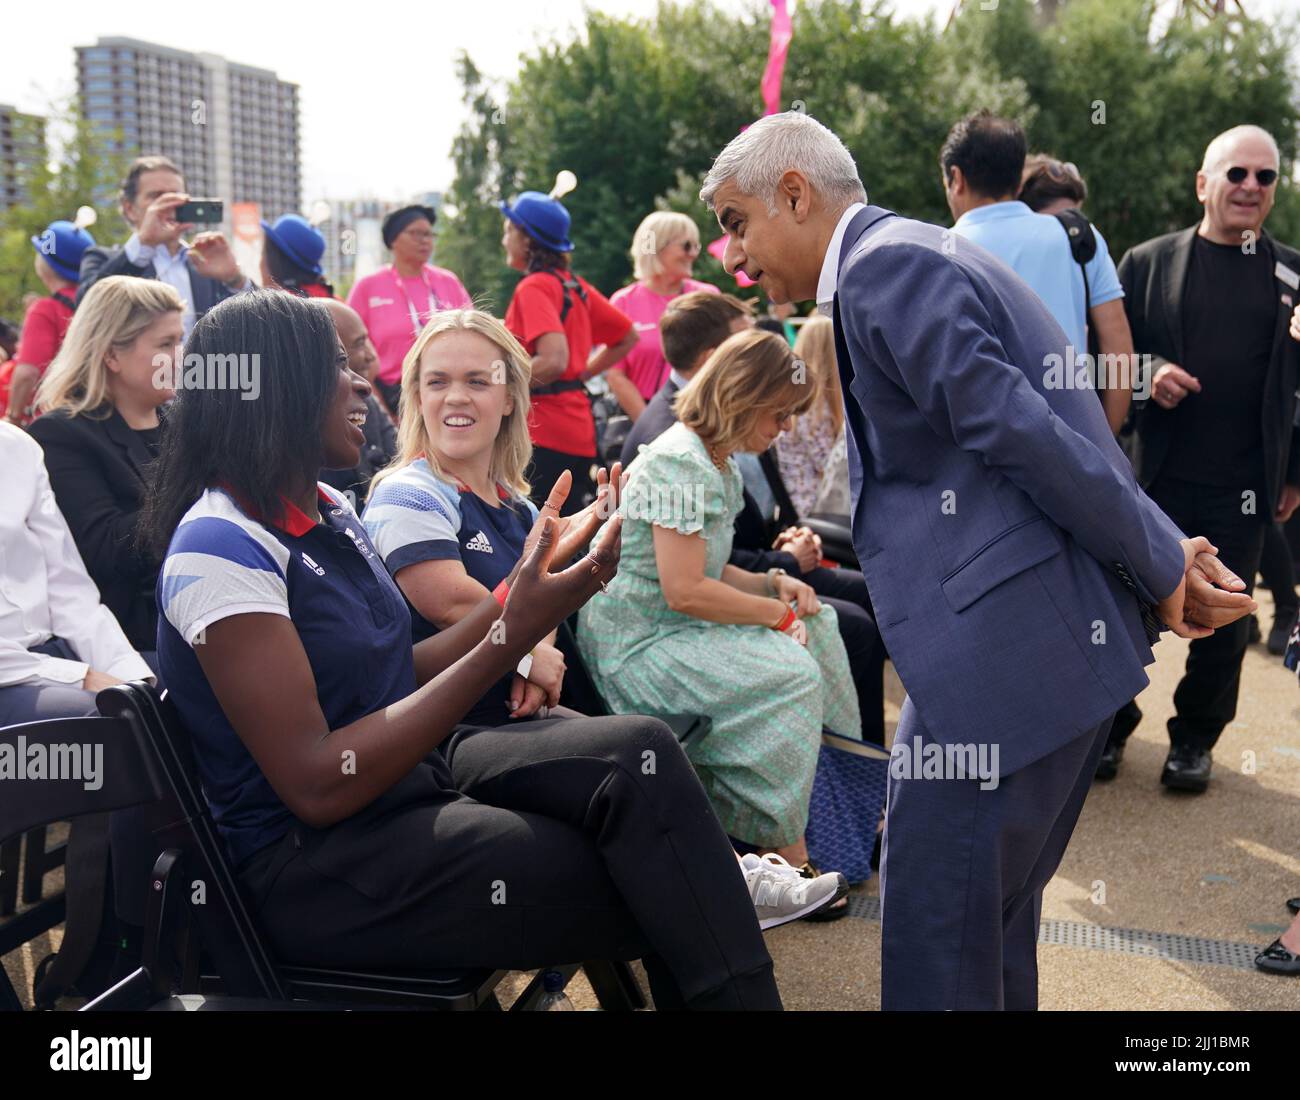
[302,552,326,576]
[465,531,493,554]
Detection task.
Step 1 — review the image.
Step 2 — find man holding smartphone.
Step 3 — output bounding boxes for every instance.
[77,155,251,338]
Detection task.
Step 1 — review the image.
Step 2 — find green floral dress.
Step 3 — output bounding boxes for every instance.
[578,422,861,847]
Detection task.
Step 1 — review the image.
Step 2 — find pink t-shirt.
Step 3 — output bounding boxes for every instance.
[347,264,473,384]
[609,279,719,399]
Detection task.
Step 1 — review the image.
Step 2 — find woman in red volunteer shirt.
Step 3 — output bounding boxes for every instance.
[500,191,636,516]
[4,221,95,426]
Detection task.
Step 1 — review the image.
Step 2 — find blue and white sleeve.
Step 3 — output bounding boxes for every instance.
[362,473,463,575]
[160,515,291,646]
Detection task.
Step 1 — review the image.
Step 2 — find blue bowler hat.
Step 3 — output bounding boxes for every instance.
[31,221,96,282]
[261,213,325,276]
[499,191,573,253]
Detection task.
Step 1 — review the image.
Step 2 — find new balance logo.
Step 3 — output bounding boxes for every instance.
[465,531,493,554]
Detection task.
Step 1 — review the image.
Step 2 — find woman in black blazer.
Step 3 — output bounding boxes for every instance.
[28,275,185,660]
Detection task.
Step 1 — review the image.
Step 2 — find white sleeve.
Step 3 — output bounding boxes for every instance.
[159,514,290,646]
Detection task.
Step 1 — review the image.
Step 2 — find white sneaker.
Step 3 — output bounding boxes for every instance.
[739,852,848,931]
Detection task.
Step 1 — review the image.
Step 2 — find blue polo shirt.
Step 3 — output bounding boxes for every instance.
[951,201,1123,361]
[156,483,448,868]
[362,460,538,725]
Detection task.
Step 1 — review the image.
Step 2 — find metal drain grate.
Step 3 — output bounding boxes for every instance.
[844,895,1262,970]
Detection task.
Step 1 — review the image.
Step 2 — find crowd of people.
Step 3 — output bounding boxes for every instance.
[2,103,1300,1010]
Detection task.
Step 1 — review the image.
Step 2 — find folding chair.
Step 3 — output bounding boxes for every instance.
[87,682,646,1012]
[0,712,165,1011]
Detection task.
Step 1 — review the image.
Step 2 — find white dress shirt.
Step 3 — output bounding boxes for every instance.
[815,202,868,318]
[124,232,198,336]
[0,424,153,688]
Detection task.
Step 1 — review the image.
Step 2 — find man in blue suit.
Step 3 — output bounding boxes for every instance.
[700,112,1256,1010]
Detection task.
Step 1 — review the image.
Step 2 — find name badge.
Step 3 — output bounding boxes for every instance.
[1275,261,1299,290]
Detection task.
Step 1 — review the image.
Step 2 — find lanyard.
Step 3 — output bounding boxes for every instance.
[391,265,441,339]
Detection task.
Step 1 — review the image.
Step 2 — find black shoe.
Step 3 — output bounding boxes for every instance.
[1255,939,1300,975]
[1287,897,1300,916]
[1160,746,1212,792]
[1095,740,1125,781]
[1268,612,1297,656]
[1247,614,1262,645]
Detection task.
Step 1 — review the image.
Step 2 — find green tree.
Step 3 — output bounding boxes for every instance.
[438,0,1300,303]
[0,98,130,321]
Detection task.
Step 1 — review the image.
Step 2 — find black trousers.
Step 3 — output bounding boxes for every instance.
[526,446,597,517]
[1110,476,1269,753]
[241,714,781,1011]
[1259,521,1298,619]
[804,566,887,745]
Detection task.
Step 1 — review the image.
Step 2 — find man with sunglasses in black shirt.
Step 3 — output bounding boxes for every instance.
[1111,125,1300,791]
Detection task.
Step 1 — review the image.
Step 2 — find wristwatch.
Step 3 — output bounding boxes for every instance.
[765,567,787,596]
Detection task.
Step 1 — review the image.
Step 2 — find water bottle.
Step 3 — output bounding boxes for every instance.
[537,969,574,1011]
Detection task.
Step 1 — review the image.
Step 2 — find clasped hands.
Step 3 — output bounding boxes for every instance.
[1155,536,1257,640]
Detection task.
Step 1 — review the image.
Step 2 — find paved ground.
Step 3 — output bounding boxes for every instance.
[6,590,1298,1011]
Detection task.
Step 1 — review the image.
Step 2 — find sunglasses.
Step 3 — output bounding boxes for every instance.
[676,239,701,255]
[1226,166,1278,186]
[1042,160,1082,182]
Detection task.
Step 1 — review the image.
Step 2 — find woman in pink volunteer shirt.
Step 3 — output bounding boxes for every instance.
[608,212,718,422]
[347,204,472,415]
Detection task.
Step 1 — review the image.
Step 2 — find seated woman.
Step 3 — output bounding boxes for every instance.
[363,309,565,722]
[578,329,861,891]
[776,315,845,518]
[0,421,153,725]
[28,275,184,664]
[142,289,784,1009]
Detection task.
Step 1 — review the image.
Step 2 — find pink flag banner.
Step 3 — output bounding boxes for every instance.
[707,0,793,288]
[761,0,793,116]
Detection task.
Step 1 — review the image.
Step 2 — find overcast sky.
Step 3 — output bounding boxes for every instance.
[3,0,1292,207]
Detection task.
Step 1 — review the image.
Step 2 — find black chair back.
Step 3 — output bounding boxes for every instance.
[0,714,163,847]
[95,683,287,1000]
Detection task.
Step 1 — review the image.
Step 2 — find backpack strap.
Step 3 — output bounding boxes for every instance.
[52,289,77,313]
[543,268,588,325]
[1054,209,1095,318]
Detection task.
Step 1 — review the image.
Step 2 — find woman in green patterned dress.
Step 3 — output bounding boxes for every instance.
[578,328,861,872]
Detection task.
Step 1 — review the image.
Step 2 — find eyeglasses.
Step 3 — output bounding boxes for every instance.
[402,228,437,242]
[1226,166,1278,187]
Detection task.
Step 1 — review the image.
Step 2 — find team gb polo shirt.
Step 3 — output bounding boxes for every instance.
[157,483,448,868]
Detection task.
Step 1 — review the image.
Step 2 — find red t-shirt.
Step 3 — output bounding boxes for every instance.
[505,270,633,457]
[15,294,75,372]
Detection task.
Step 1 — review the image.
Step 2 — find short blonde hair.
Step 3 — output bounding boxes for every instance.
[35,276,184,417]
[675,328,814,455]
[792,316,842,437]
[631,211,701,282]
[371,309,534,498]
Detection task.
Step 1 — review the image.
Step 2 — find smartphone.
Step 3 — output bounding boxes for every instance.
[174,199,223,225]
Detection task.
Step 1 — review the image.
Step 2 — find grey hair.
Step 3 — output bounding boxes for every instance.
[1201,125,1280,174]
[699,112,867,214]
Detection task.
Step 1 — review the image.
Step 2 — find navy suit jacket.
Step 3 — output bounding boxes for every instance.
[833,206,1187,774]
[76,243,235,319]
